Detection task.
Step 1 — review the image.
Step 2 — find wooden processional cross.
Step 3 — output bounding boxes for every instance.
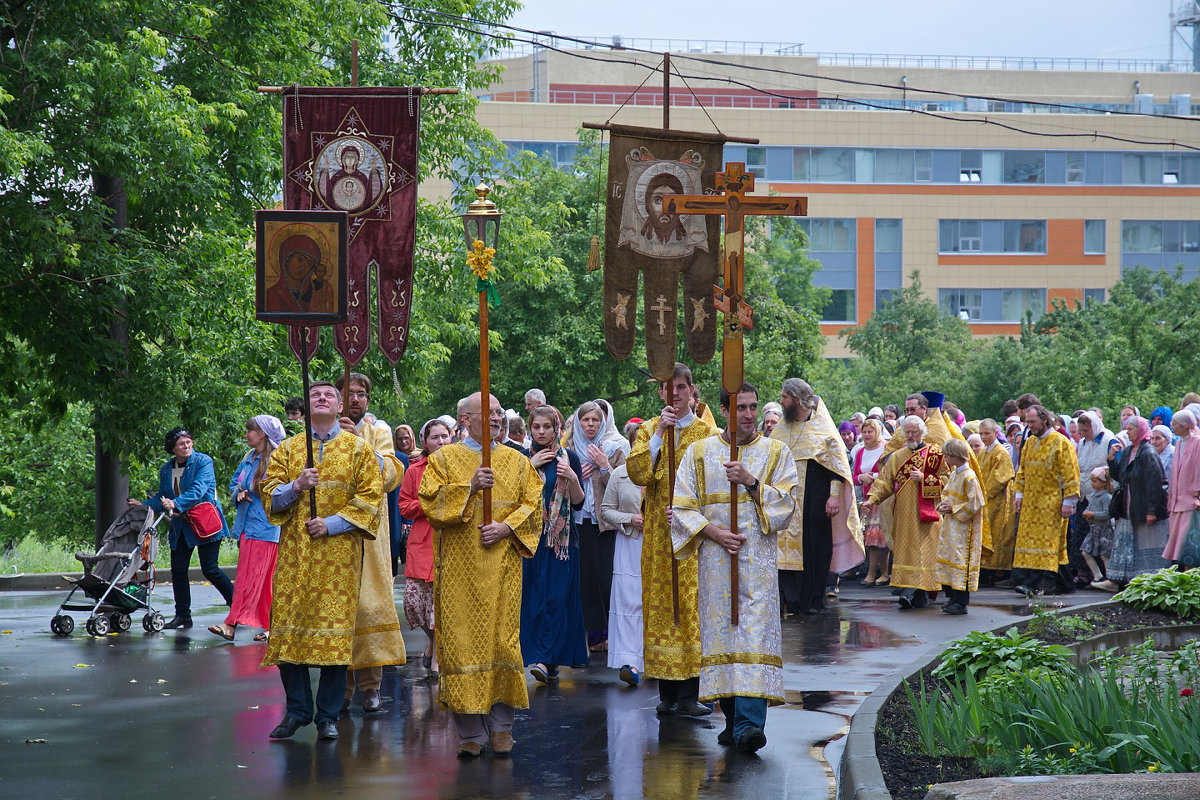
[665,162,806,625]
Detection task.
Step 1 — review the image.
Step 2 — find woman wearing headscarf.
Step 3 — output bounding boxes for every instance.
[1072,411,1116,585]
[129,427,234,629]
[209,415,285,641]
[521,405,588,682]
[1149,406,1174,429]
[838,421,860,466]
[1106,416,1169,584]
[393,424,420,460]
[1163,410,1200,564]
[1151,424,1176,476]
[396,418,454,676]
[571,400,627,652]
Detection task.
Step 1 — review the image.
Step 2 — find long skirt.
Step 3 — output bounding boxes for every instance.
[225,538,276,629]
[1080,522,1115,560]
[1108,517,1169,583]
[403,577,435,631]
[1163,510,1194,562]
[607,531,644,672]
[520,536,589,668]
[578,519,615,633]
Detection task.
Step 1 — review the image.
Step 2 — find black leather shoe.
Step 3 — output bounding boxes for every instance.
[896,593,913,610]
[269,716,309,739]
[675,700,713,717]
[362,688,382,713]
[942,602,968,615]
[162,616,192,629]
[656,700,676,715]
[994,578,1018,589]
[1015,584,1041,598]
[316,721,339,740]
[717,728,734,746]
[735,727,767,754]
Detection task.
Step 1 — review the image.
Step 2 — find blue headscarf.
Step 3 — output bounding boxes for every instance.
[1150,406,1174,428]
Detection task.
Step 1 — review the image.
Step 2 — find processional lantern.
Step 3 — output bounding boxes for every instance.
[461,183,503,525]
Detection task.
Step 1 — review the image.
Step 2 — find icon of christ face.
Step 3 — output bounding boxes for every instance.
[640,172,687,244]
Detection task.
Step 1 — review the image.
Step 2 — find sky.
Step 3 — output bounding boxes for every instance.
[508,0,1186,63]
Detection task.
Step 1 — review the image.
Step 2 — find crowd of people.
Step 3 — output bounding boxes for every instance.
[128,370,1200,759]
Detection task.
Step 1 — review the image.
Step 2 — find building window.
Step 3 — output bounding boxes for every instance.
[875,288,896,308]
[875,219,902,252]
[938,288,1046,322]
[821,289,856,323]
[810,148,855,182]
[914,150,932,182]
[960,150,982,182]
[1083,288,1106,305]
[745,147,767,179]
[1122,220,1162,252]
[800,218,856,251]
[1066,152,1086,183]
[940,290,983,320]
[938,220,1046,254]
[875,149,913,183]
[1084,220,1106,254]
[1123,154,1162,184]
[1164,153,1181,185]
[1003,151,1045,183]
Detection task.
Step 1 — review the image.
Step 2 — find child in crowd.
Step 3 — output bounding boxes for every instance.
[934,439,985,615]
[1082,466,1118,591]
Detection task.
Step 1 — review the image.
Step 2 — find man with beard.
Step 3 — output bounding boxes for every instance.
[671,382,798,753]
[334,372,406,714]
[863,416,950,610]
[1011,404,1080,596]
[769,378,862,615]
[640,172,688,244]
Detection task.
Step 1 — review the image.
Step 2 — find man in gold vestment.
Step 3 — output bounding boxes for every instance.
[626,362,717,717]
[770,378,862,615]
[863,416,950,610]
[419,392,543,758]
[335,372,405,714]
[1012,404,1080,596]
[261,381,383,741]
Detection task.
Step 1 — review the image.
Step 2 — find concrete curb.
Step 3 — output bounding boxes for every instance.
[837,597,1117,800]
[0,566,239,592]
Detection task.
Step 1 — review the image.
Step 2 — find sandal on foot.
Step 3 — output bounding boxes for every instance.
[208,624,234,641]
[253,631,269,642]
[530,663,550,683]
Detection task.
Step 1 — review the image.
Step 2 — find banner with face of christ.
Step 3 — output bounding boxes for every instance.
[283,87,420,365]
[603,125,723,380]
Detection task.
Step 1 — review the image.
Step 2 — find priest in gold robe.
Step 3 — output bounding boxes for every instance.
[978,418,1016,576]
[260,381,383,741]
[626,362,718,717]
[769,378,862,615]
[863,415,950,610]
[671,382,797,754]
[335,372,405,714]
[1012,404,1080,596]
[418,391,543,758]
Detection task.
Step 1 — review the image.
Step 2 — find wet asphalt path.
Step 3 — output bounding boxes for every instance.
[0,581,1097,800]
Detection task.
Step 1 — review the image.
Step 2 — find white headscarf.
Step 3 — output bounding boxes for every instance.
[592,398,632,457]
[1078,410,1108,441]
[253,414,286,447]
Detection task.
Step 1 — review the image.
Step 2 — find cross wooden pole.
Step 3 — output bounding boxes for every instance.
[480,286,492,525]
[664,163,807,625]
[665,379,680,627]
[299,326,319,521]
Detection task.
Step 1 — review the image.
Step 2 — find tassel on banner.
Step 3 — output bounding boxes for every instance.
[586,234,601,272]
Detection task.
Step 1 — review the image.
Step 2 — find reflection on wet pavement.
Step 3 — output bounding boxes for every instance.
[0,584,1096,799]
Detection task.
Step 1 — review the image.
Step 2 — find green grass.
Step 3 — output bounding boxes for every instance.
[1,535,240,574]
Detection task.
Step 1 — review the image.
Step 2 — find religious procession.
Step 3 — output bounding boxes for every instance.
[9,5,1200,800]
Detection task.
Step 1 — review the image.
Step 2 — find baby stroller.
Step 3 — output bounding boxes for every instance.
[50,505,166,636]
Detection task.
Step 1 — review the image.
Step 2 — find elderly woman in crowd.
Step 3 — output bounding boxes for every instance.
[1149,406,1173,429]
[1151,424,1176,476]
[1073,410,1117,585]
[1106,416,1169,585]
[854,418,889,586]
[209,415,286,642]
[1163,409,1200,565]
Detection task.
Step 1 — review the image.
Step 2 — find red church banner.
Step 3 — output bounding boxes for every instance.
[282,86,420,364]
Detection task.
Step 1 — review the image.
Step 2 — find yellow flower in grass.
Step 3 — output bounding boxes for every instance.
[1148,762,1160,772]
[467,239,496,280]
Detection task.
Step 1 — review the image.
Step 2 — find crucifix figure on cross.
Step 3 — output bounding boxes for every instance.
[664,162,807,625]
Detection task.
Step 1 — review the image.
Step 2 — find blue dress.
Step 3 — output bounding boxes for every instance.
[520,447,589,668]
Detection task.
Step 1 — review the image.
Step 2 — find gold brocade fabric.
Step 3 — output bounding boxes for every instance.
[1013,431,1080,572]
[260,431,383,667]
[671,435,797,705]
[867,443,949,591]
[626,416,717,681]
[935,467,985,591]
[980,442,1016,570]
[418,442,543,714]
[770,398,863,573]
[350,417,406,669]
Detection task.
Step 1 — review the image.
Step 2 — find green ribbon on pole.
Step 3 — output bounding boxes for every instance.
[477,277,500,308]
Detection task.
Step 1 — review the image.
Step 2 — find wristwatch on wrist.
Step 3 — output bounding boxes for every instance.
[747,479,760,494]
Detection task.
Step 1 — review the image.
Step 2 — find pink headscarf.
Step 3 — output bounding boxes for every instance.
[1169,410,1200,514]
[1126,415,1151,453]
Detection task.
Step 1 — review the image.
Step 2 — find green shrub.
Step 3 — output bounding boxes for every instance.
[931,627,1074,682]
[1026,602,1098,640]
[1115,567,1200,619]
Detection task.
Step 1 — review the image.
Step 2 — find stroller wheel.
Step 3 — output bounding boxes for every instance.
[143,612,165,633]
[89,616,111,637]
[110,613,132,632]
[51,615,73,636]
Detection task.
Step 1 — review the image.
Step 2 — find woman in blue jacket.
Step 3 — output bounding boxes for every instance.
[129,427,234,629]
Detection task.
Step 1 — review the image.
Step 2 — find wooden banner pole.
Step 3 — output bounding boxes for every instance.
[480,290,492,525]
[728,391,740,626]
[299,326,318,520]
